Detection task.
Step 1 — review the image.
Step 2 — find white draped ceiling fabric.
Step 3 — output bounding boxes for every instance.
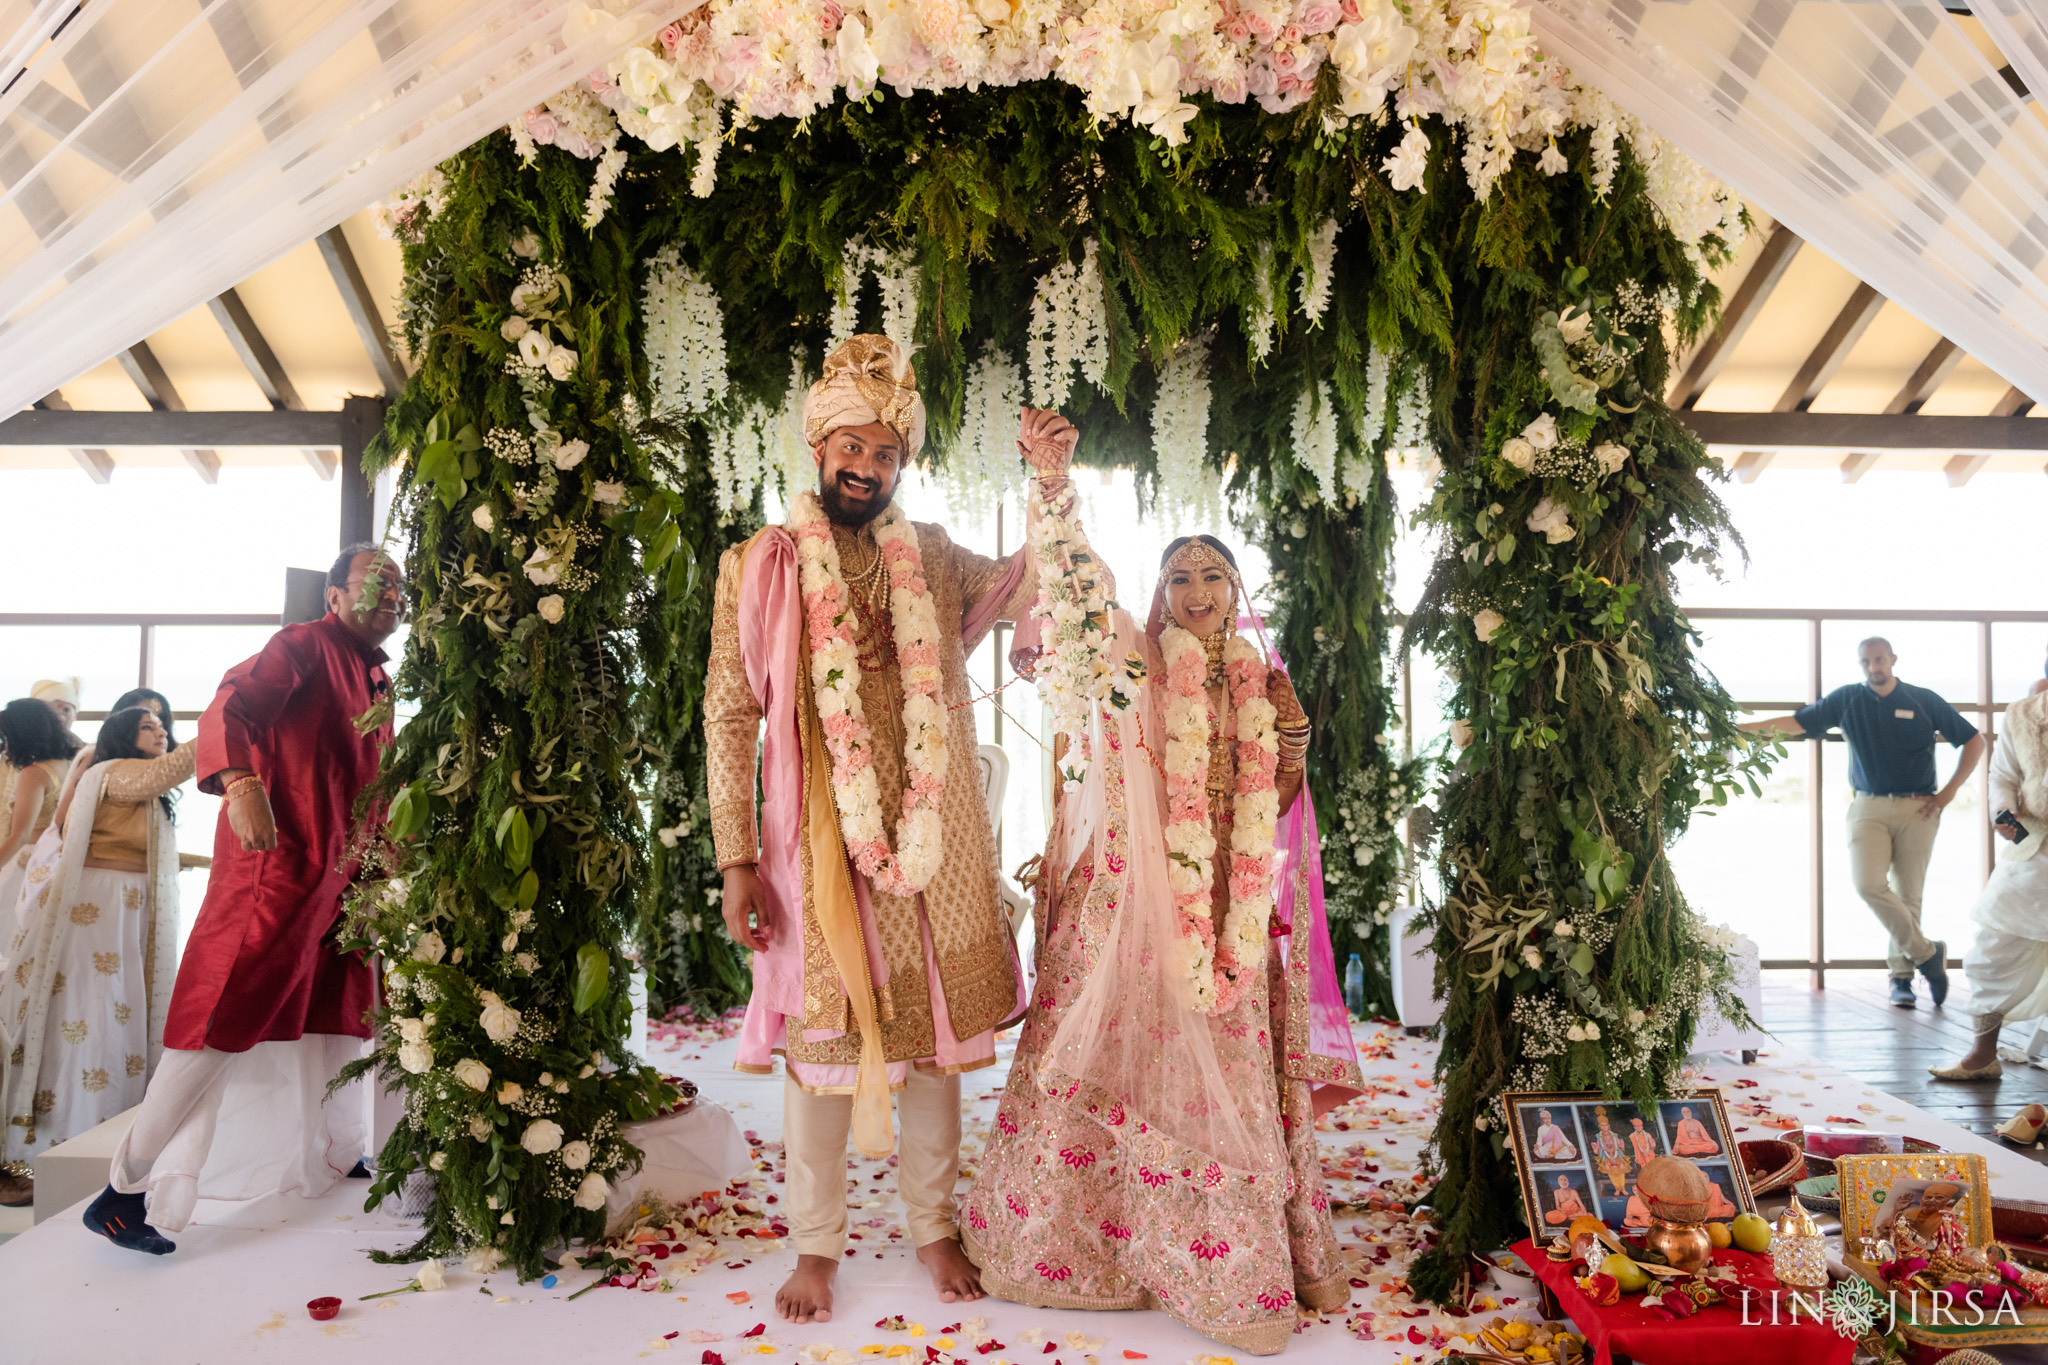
[1532,0,2048,407]
[0,0,686,418]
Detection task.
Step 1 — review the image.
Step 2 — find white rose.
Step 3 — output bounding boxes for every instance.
[1584,1021,1602,1041]
[537,1072,553,1086]
[1472,608,1504,643]
[553,438,589,470]
[1554,920,1576,937]
[478,990,521,1043]
[1521,944,1542,970]
[619,44,673,101]
[1500,436,1536,472]
[454,1058,491,1091]
[1521,412,1559,451]
[515,952,537,973]
[396,1016,430,1045]
[468,1115,493,1140]
[1556,307,1592,344]
[573,1171,610,1211]
[500,315,530,342]
[413,931,446,964]
[522,545,562,586]
[510,230,541,259]
[464,1246,505,1274]
[536,595,564,623]
[1526,496,1575,544]
[416,1260,447,1292]
[509,277,556,312]
[1592,442,1630,476]
[1566,1023,1586,1042]
[471,506,494,532]
[398,1040,434,1074]
[517,329,553,367]
[592,480,625,504]
[545,346,579,381]
[521,1119,564,1155]
[428,1151,447,1171]
[497,1080,524,1105]
[501,931,520,952]
[1450,718,1474,749]
[560,1139,592,1170]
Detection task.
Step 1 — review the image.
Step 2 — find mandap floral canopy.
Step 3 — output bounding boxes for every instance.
[342,0,1775,1295]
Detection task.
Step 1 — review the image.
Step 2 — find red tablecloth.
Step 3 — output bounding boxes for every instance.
[1511,1239,1855,1365]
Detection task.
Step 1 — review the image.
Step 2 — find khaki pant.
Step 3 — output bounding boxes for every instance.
[782,1067,961,1258]
[1847,794,1941,977]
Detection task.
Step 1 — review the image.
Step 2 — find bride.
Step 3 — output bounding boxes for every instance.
[962,533,1362,1354]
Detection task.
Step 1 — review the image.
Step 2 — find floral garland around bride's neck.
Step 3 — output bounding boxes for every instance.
[1159,624,1279,1014]
[790,489,947,897]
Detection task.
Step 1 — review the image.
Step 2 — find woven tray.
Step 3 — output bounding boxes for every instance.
[1738,1138,1806,1197]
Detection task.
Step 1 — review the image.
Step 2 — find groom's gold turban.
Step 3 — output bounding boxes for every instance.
[801,334,926,458]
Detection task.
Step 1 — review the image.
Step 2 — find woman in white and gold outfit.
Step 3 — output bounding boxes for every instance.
[2,706,190,1201]
[0,697,82,960]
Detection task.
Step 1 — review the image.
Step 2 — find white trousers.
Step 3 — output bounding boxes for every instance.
[782,1066,962,1258]
[109,1036,367,1231]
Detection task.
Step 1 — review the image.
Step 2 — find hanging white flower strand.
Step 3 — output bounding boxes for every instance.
[1296,219,1339,325]
[1391,370,1433,454]
[942,343,1026,522]
[581,133,628,229]
[1026,239,1108,408]
[1244,241,1277,367]
[1149,333,1220,531]
[831,242,921,353]
[641,243,727,416]
[1291,380,1340,505]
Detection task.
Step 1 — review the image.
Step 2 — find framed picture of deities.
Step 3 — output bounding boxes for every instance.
[1503,1090,1754,1245]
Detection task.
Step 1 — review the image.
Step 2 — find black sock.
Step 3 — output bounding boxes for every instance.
[83,1184,176,1255]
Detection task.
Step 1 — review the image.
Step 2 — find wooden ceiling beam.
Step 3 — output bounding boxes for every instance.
[0,409,345,447]
[317,227,407,395]
[1730,450,1774,482]
[1774,282,1885,413]
[1945,453,1993,486]
[1991,386,2039,417]
[1838,451,1882,483]
[1670,224,1803,409]
[1687,411,2046,448]
[208,287,334,479]
[117,340,220,483]
[1884,338,1963,415]
[33,391,113,483]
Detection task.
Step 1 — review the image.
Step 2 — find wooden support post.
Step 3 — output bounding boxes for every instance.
[339,395,387,549]
[1809,618,1825,992]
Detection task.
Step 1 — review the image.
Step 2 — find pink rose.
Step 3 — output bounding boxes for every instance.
[587,67,613,91]
[1340,0,1360,19]
[822,0,844,31]
[525,108,560,143]
[1223,16,1252,42]
[1247,10,1278,38]
[658,23,683,51]
[1297,1,1339,33]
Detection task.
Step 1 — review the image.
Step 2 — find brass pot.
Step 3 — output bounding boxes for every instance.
[1646,1215,1713,1273]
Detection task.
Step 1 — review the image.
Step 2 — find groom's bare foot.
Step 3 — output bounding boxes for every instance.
[917,1237,984,1304]
[777,1254,837,1324]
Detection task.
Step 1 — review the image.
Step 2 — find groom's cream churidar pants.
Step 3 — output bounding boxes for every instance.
[783,1068,962,1257]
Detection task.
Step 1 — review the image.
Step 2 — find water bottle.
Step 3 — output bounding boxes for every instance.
[1344,951,1365,1017]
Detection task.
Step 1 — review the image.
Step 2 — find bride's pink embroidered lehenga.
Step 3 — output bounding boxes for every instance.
[961,550,1364,1355]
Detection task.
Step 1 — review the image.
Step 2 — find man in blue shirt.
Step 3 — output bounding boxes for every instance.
[1744,637,1986,1008]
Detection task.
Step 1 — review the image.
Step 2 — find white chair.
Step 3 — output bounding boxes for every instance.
[978,744,1033,941]
[1691,934,1765,1064]
[1388,904,1443,1032]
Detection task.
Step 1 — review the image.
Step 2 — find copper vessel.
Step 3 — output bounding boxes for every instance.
[1646,1215,1713,1273]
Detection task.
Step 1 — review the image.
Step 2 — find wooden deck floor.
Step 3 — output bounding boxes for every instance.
[1759,968,2048,1165]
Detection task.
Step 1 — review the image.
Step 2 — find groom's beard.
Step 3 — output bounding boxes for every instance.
[820,468,894,526]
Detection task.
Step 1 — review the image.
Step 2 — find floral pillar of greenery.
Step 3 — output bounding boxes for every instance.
[1402,148,1775,1302]
[343,140,696,1276]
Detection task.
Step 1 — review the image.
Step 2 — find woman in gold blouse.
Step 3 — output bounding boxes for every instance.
[0,707,192,1202]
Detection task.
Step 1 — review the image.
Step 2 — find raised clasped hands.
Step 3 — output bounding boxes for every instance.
[1017,406,1079,478]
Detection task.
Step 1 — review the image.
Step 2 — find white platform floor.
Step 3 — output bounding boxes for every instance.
[6,1015,2048,1364]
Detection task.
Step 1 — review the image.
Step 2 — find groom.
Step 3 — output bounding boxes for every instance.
[706,334,1072,1324]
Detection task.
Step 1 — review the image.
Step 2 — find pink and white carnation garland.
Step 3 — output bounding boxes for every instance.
[790,490,947,896]
[1158,625,1279,1013]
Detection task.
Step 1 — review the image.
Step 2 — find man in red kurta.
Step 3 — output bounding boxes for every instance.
[87,544,402,1254]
